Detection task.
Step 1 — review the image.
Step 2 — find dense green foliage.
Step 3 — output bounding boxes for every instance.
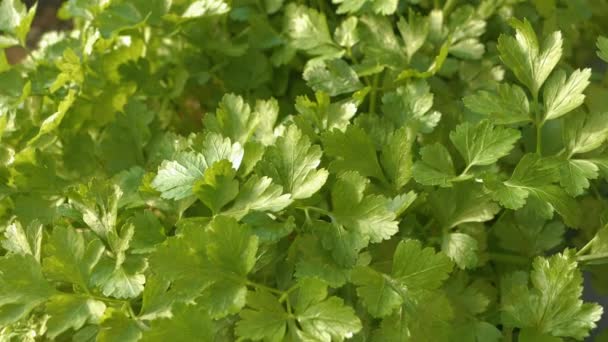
[1,0,608,340]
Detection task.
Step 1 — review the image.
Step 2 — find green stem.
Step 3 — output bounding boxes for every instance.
[503,327,513,342]
[285,295,294,317]
[443,0,458,16]
[578,252,608,265]
[316,0,325,12]
[455,164,474,181]
[536,121,544,155]
[577,237,596,256]
[297,206,332,217]
[278,284,300,303]
[369,73,380,115]
[126,302,138,318]
[246,280,285,295]
[532,94,543,155]
[88,294,131,305]
[422,218,436,231]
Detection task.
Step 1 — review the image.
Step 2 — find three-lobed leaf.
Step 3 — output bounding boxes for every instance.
[497,18,562,96]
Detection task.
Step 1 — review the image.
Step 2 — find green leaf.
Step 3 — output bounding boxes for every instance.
[351,240,452,317]
[206,216,258,276]
[142,303,215,341]
[397,10,429,60]
[97,310,142,342]
[182,0,229,18]
[559,159,598,196]
[442,233,479,270]
[236,290,287,342]
[358,16,407,69]
[350,267,402,318]
[381,80,441,133]
[252,98,280,146]
[542,69,591,121]
[412,143,456,187]
[29,89,77,147]
[0,254,55,325]
[497,18,562,96]
[294,92,358,132]
[333,0,398,15]
[485,179,529,210]
[315,172,397,266]
[444,274,491,316]
[1,220,42,261]
[463,83,530,124]
[449,120,520,169]
[0,0,36,45]
[256,125,328,200]
[297,296,362,341]
[130,0,171,24]
[147,237,204,301]
[96,3,145,38]
[392,240,454,289]
[488,154,557,210]
[151,216,258,317]
[429,183,500,229]
[50,49,84,93]
[495,217,565,257]
[530,185,581,228]
[127,211,166,254]
[331,171,398,242]
[203,94,259,145]
[242,212,295,243]
[334,17,359,48]
[91,255,146,299]
[152,133,244,200]
[396,38,450,80]
[69,180,122,241]
[294,235,351,287]
[193,160,239,214]
[381,127,415,189]
[449,38,485,60]
[322,126,386,181]
[519,329,563,342]
[191,217,258,318]
[493,163,579,224]
[501,252,603,339]
[387,191,417,217]
[343,239,454,318]
[263,0,283,14]
[203,94,279,145]
[224,175,292,219]
[563,111,608,156]
[45,294,106,339]
[373,291,454,342]
[588,225,608,257]
[316,220,366,267]
[597,36,608,63]
[43,226,105,291]
[303,58,362,96]
[284,4,341,57]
